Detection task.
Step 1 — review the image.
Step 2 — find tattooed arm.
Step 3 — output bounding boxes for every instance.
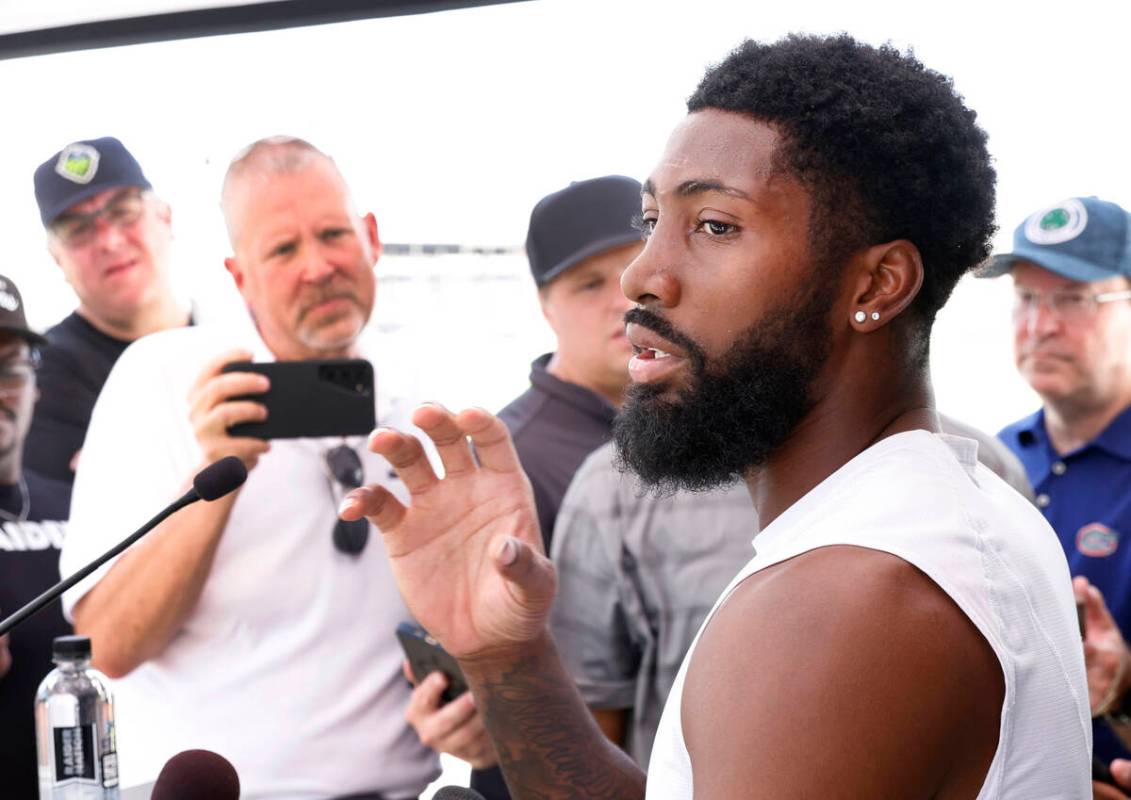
[462,632,644,799]
[340,405,644,799]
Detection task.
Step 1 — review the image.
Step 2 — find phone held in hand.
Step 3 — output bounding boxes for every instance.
[221,358,376,440]
[396,622,469,705]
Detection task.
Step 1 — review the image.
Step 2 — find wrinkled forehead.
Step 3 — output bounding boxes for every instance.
[225,158,356,240]
[645,110,784,200]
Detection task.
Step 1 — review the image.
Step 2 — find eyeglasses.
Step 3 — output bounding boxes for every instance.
[0,354,39,395]
[50,191,147,247]
[1012,287,1131,326]
[324,444,368,555]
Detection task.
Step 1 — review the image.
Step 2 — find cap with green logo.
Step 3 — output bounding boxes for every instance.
[979,196,1131,282]
[33,136,152,228]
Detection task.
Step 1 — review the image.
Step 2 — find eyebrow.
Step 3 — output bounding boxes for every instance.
[641,178,751,201]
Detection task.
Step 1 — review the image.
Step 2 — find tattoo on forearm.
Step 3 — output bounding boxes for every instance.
[469,641,645,800]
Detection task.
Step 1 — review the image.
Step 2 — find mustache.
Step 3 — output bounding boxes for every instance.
[296,286,362,321]
[623,306,707,372]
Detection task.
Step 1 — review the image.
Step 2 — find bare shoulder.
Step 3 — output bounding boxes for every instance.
[682,545,1004,800]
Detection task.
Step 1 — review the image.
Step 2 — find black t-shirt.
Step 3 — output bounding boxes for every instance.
[0,470,73,797]
[496,353,616,550]
[24,312,132,485]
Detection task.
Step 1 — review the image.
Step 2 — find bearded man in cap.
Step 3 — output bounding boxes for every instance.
[29,137,189,485]
[987,196,1131,767]
[0,276,73,797]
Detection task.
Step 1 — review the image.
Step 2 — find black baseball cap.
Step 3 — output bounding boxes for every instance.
[0,275,47,346]
[34,137,152,228]
[526,175,643,286]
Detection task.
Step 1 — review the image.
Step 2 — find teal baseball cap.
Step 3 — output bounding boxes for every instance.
[980,197,1131,282]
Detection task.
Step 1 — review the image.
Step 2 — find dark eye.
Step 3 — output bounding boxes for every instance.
[270,241,296,258]
[321,228,349,242]
[699,219,735,236]
[633,214,657,238]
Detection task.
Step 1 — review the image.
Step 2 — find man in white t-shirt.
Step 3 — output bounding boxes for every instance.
[60,137,438,798]
[338,35,1091,799]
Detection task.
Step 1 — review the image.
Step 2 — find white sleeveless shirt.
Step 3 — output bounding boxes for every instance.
[646,432,1091,799]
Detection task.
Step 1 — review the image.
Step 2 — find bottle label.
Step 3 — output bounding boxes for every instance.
[53,724,96,781]
[102,751,119,788]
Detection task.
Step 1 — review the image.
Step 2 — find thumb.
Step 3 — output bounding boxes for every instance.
[494,535,557,611]
[1086,584,1116,632]
[1112,759,1131,790]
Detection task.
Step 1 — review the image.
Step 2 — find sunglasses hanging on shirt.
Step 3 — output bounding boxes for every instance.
[324,444,368,556]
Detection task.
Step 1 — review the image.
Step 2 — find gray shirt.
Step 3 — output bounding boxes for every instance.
[549,441,756,768]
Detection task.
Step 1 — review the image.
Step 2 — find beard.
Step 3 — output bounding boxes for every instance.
[613,273,838,494]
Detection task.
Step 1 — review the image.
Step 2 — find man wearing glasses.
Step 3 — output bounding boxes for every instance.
[987,196,1131,769]
[29,137,189,485]
[58,137,438,797]
[0,275,73,798]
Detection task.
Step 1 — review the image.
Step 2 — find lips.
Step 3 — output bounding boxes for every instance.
[626,322,689,384]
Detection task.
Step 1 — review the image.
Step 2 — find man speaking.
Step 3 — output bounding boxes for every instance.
[341,35,1090,797]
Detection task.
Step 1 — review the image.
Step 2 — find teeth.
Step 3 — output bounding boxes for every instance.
[652,348,671,358]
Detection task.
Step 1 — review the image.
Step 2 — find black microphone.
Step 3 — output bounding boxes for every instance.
[0,457,247,636]
[433,788,487,800]
[151,749,240,799]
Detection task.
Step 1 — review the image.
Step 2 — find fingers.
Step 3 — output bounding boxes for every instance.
[1113,760,1131,790]
[340,485,407,531]
[457,408,523,474]
[413,404,476,477]
[1083,581,1117,633]
[404,675,490,764]
[189,349,256,396]
[494,535,557,610]
[189,372,270,419]
[368,428,439,495]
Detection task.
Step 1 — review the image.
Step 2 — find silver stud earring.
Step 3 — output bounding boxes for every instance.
[854,311,866,323]
[870,311,880,321]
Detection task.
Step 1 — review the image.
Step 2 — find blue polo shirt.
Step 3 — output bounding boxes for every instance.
[999,403,1131,763]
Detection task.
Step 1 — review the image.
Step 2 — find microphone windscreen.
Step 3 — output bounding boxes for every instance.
[151,749,240,799]
[193,456,248,502]
[433,788,487,800]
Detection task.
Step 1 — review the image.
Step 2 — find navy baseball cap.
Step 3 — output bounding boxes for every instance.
[980,196,1131,282]
[34,137,152,228]
[526,175,643,286]
[0,275,46,346]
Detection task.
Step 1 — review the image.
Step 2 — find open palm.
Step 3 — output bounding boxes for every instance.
[340,404,555,658]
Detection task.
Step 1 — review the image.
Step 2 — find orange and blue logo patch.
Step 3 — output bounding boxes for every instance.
[1077,523,1119,557]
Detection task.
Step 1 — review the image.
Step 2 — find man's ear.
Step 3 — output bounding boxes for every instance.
[224,256,246,292]
[363,213,381,264]
[848,239,924,325]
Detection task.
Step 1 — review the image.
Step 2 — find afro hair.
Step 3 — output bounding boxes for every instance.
[687,34,996,348]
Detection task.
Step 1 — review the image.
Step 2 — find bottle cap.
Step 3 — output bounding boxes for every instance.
[52,635,92,660]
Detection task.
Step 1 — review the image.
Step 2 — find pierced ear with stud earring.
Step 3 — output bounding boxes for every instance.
[871,311,880,321]
[854,311,866,323]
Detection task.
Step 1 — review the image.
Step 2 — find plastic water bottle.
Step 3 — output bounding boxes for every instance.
[34,636,119,799]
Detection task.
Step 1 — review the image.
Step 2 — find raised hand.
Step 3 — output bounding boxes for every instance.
[339,404,555,658]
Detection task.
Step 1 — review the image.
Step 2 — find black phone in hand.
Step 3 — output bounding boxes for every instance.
[221,358,375,440]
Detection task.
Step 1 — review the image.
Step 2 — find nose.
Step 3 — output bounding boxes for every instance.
[1020,298,1062,339]
[299,243,337,284]
[93,216,128,251]
[621,237,680,309]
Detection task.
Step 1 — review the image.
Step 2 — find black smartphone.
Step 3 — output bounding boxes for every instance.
[221,359,375,440]
[396,622,469,705]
